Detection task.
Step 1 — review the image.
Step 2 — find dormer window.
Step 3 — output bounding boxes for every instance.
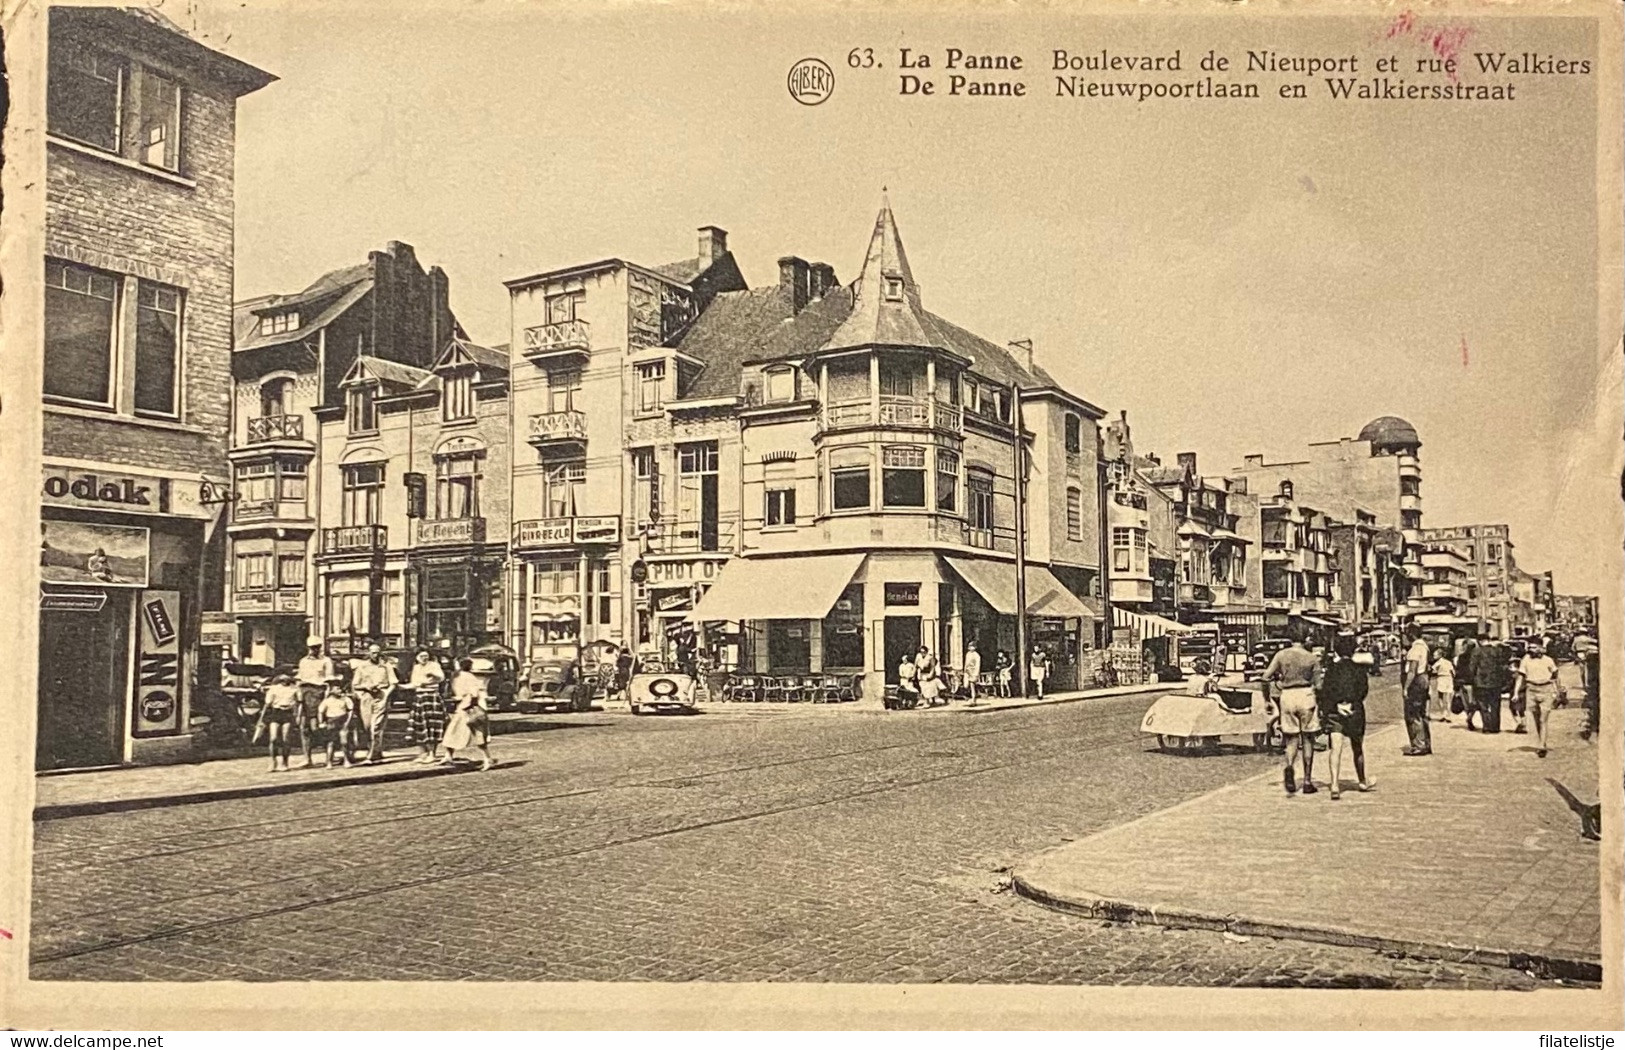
[265,310,300,335]
[765,367,796,403]
[348,384,377,435]
[883,276,906,302]
[443,372,474,422]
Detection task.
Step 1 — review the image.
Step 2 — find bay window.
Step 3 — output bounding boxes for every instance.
[1112,527,1132,573]
[881,446,926,508]
[936,450,959,513]
[830,448,871,511]
[235,552,273,591]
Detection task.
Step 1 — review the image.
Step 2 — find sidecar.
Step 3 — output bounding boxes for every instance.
[1140,678,1281,754]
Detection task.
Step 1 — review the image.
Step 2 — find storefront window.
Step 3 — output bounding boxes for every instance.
[822,584,865,668]
[380,573,403,641]
[587,559,613,626]
[881,446,926,508]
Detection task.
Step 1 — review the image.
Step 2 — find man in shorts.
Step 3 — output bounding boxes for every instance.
[1264,631,1322,795]
[1514,636,1561,758]
[295,636,338,769]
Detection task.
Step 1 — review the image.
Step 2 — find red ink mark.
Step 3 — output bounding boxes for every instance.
[0,928,13,940]
[1381,12,1474,83]
[1461,334,1470,368]
[1385,11,1417,40]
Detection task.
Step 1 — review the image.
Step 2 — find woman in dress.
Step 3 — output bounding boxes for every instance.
[442,657,494,770]
[1318,632,1374,800]
[895,651,920,710]
[1029,646,1049,699]
[916,646,944,707]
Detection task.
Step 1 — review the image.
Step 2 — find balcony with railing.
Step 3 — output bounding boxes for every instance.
[414,517,486,547]
[1421,581,1469,601]
[820,396,964,435]
[527,410,588,447]
[244,413,306,445]
[642,514,738,555]
[522,319,591,363]
[322,524,388,555]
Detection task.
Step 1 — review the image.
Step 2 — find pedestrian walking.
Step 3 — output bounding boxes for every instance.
[962,641,983,703]
[615,645,636,702]
[1430,645,1456,723]
[995,650,1013,697]
[442,657,495,770]
[260,672,300,772]
[1513,637,1561,757]
[1263,630,1321,795]
[1029,646,1049,699]
[1400,626,1433,756]
[349,644,396,764]
[1457,636,1481,730]
[316,683,356,768]
[407,649,447,763]
[295,636,338,769]
[1473,632,1509,733]
[1318,633,1373,799]
[895,650,920,709]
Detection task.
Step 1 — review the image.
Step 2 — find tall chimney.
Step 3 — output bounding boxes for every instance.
[697,226,728,267]
[778,256,811,314]
[1008,339,1035,374]
[811,263,838,299]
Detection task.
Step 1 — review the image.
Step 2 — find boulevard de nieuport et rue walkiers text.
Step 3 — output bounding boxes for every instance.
[844,43,1592,102]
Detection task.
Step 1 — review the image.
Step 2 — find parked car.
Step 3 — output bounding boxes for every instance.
[628,655,698,715]
[1244,638,1293,680]
[465,644,521,712]
[517,657,597,713]
[221,661,276,718]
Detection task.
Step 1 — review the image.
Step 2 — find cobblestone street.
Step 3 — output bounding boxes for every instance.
[30,683,1557,987]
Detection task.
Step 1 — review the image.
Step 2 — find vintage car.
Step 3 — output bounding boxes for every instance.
[517,657,597,713]
[465,644,521,712]
[1141,676,1281,754]
[1244,638,1294,680]
[628,656,698,715]
[221,661,276,719]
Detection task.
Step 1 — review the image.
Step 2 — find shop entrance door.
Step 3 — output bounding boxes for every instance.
[883,615,921,684]
[37,593,128,770]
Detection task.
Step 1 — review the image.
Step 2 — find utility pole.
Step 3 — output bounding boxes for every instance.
[1012,382,1028,698]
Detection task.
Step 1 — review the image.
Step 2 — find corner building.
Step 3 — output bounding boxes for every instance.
[38,9,273,769]
[685,202,1106,702]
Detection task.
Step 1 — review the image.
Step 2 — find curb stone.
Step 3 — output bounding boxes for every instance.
[34,760,479,821]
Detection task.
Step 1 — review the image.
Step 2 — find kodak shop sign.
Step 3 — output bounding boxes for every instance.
[43,467,170,515]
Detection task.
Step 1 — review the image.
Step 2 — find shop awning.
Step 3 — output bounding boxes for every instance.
[943,557,1093,619]
[1178,522,1213,539]
[1113,607,1193,638]
[686,553,866,623]
[1211,527,1250,544]
[1298,614,1341,628]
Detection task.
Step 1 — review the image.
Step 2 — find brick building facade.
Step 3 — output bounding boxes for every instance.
[38,8,273,769]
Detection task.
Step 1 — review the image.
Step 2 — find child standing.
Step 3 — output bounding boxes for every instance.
[995,651,1013,698]
[261,673,301,772]
[316,684,355,768]
[1430,646,1456,723]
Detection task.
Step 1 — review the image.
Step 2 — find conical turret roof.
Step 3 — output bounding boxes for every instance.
[820,196,938,353]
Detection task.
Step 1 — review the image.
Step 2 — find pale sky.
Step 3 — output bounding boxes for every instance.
[181,2,1614,593]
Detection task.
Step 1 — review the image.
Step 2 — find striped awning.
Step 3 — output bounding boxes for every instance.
[1112,607,1193,638]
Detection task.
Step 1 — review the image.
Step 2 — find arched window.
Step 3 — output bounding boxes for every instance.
[259,376,294,418]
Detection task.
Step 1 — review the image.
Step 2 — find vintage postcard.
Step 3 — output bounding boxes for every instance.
[0,0,1620,1031]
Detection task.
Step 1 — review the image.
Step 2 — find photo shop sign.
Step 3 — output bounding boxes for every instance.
[42,467,170,515]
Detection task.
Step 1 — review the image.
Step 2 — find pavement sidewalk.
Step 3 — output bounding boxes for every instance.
[34,749,478,821]
[1014,706,1605,981]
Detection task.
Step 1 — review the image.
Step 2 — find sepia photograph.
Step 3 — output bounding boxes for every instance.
[2,0,1621,1032]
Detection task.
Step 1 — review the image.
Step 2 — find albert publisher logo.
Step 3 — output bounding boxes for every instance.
[788,57,834,105]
